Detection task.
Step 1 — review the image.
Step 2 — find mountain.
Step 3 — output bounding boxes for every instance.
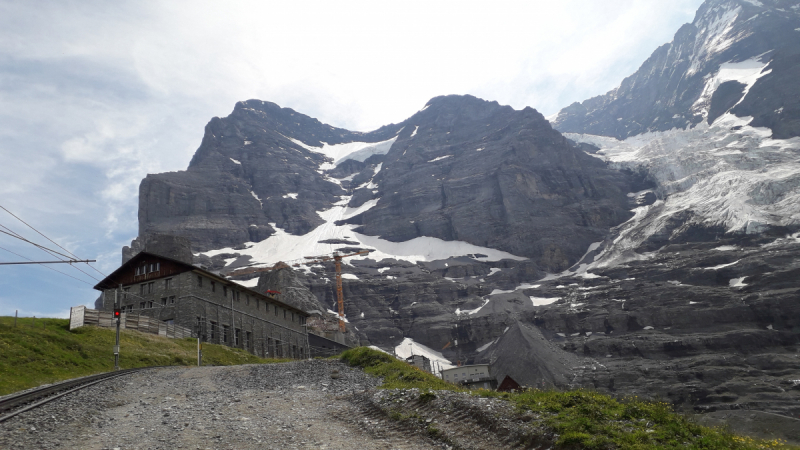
[124,0,800,421]
[136,94,637,273]
[551,0,800,140]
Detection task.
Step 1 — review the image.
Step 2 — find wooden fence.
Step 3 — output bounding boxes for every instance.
[69,305,193,339]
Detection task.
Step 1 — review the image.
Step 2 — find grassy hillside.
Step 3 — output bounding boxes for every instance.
[0,316,287,396]
[341,347,795,450]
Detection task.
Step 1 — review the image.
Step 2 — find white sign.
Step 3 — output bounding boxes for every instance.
[69,305,85,330]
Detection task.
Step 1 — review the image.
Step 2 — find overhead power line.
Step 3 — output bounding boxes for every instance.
[0,245,94,286]
[0,204,107,282]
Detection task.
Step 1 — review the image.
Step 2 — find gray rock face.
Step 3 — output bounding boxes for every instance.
[551,0,800,139]
[256,266,327,314]
[138,100,403,251]
[344,95,635,271]
[122,234,193,264]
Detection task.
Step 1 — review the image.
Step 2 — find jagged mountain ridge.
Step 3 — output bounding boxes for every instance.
[551,0,800,140]
[137,94,637,272]
[137,99,404,252]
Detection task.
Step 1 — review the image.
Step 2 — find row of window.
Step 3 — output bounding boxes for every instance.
[195,275,305,325]
[134,262,160,276]
[119,295,175,312]
[195,317,303,357]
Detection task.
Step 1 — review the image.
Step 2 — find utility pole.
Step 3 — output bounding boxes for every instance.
[114,285,121,371]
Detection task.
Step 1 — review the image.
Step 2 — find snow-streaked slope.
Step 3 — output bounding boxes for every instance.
[566,111,800,270]
[692,57,771,119]
[394,337,455,375]
[289,136,398,169]
[201,194,526,270]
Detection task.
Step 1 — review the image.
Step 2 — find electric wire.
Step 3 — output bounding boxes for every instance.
[0,245,94,286]
[0,227,102,283]
[0,204,107,279]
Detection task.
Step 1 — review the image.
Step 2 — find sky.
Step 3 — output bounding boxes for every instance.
[0,0,704,318]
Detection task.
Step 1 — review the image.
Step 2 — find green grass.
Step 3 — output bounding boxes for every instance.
[0,316,289,396]
[340,347,796,450]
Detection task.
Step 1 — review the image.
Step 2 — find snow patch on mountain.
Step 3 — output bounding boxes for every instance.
[289,136,397,169]
[250,191,262,208]
[201,192,526,271]
[456,299,490,316]
[428,155,453,163]
[692,57,771,119]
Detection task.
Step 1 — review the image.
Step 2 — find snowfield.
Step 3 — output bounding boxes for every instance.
[201,193,526,272]
[289,136,398,170]
[565,111,800,270]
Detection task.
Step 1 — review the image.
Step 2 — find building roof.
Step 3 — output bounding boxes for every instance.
[93,251,309,317]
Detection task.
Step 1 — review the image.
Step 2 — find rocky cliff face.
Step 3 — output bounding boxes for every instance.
[551,0,800,140]
[137,99,403,251]
[344,95,634,271]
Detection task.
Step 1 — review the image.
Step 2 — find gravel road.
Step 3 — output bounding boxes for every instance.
[0,361,447,450]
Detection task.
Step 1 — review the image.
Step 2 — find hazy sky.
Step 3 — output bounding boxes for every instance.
[0,0,704,317]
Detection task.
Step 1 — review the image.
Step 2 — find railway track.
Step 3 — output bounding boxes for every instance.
[0,367,154,423]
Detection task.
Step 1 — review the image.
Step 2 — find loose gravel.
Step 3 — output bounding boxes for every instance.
[0,361,451,449]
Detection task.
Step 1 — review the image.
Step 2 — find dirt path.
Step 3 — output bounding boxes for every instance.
[0,361,444,450]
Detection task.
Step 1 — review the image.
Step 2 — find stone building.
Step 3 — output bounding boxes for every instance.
[94,251,309,359]
[441,364,497,390]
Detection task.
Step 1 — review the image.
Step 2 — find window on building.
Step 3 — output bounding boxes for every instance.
[165,278,172,289]
[147,301,153,309]
[140,284,145,295]
[155,262,160,271]
[246,295,250,306]
[223,325,229,343]
[197,276,203,288]
[161,297,167,306]
[236,291,240,302]
[283,310,287,319]
[135,267,139,276]
[291,312,294,322]
[148,282,154,293]
[210,321,217,340]
[274,305,278,316]
[196,316,202,334]
[234,328,240,346]
[123,287,130,301]
[212,282,216,293]
[164,319,174,325]
[169,296,175,304]
[246,331,251,350]
[140,302,145,309]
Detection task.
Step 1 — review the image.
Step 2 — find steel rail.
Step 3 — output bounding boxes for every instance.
[0,367,159,423]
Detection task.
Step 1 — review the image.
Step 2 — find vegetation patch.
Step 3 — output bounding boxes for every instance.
[340,346,454,391]
[0,316,288,396]
[341,347,796,450]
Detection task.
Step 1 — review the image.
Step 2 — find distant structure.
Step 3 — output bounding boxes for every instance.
[442,364,497,390]
[94,251,309,359]
[497,375,521,392]
[406,354,432,373]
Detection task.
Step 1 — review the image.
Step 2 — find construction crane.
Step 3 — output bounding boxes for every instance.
[303,250,371,332]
